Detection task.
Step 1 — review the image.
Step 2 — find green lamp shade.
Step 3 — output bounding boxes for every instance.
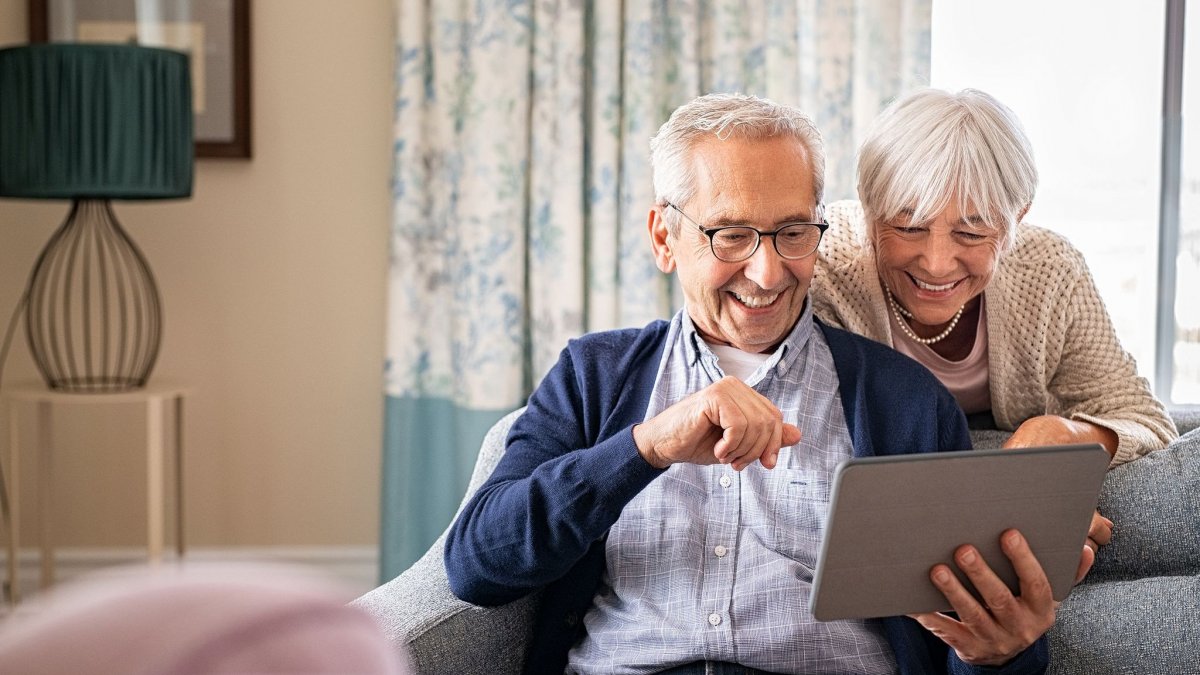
[0,43,193,200]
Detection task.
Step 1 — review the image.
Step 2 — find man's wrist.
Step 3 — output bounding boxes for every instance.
[632,423,670,469]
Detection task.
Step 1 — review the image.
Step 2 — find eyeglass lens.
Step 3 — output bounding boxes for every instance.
[710,225,822,261]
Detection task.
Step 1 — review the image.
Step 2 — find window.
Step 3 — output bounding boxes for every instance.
[1176,2,1200,403]
[932,0,1198,405]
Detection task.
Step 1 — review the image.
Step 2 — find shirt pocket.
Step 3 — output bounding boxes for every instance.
[763,468,831,580]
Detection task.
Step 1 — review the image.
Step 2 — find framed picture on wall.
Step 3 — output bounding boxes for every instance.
[28,0,252,158]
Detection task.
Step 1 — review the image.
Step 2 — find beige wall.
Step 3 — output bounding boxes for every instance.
[0,1,393,549]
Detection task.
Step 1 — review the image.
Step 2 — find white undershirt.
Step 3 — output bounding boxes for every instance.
[707,342,772,381]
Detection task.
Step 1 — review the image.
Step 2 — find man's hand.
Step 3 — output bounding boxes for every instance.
[633,376,801,471]
[909,529,1056,666]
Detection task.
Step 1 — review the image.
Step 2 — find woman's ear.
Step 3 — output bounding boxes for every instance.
[1018,204,1031,223]
[648,206,676,273]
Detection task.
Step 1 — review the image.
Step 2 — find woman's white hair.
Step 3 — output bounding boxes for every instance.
[650,93,825,232]
[857,88,1037,249]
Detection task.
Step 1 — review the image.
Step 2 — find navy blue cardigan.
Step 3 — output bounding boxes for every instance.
[446,319,1048,675]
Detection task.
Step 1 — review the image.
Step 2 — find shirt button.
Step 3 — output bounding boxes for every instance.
[719,475,732,488]
[714,545,728,557]
[708,612,722,626]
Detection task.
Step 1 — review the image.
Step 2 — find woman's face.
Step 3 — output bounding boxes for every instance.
[871,202,1006,330]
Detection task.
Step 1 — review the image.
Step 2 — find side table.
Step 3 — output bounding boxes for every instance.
[3,382,188,604]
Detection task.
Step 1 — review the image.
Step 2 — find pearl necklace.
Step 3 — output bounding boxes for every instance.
[884,285,964,345]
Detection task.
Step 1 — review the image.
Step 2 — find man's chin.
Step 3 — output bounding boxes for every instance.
[726,330,789,354]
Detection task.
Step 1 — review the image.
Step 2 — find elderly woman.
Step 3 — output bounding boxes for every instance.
[812,87,1177,467]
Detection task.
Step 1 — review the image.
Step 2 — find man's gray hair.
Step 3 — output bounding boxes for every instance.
[650,93,825,232]
[857,88,1037,249]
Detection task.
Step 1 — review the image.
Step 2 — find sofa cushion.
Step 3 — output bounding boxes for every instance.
[1089,426,1200,581]
[1046,426,1200,673]
[1049,574,1200,674]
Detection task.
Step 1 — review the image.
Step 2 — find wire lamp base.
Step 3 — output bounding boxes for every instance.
[24,199,162,392]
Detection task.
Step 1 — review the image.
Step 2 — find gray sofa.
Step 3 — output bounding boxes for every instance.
[354,408,1200,674]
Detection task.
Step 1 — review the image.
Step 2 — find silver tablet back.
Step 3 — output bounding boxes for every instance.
[810,444,1109,621]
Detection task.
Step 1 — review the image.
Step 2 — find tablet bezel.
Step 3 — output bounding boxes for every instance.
[809,444,1109,621]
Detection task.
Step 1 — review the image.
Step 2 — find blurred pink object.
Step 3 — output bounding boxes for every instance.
[0,563,409,674]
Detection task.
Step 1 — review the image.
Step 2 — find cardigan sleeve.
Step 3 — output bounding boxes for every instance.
[1036,241,1178,466]
[444,343,663,607]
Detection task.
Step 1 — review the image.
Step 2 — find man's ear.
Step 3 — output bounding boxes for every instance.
[648,206,676,273]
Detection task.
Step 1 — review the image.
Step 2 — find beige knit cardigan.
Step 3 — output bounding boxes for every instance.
[810,201,1178,466]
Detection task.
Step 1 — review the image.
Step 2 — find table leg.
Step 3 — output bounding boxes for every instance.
[174,395,185,559]
[6,403,20,605]
[37,401,53,589]
[146,396,164,565]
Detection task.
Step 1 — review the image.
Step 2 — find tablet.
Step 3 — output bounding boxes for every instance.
[809,444,1109,621]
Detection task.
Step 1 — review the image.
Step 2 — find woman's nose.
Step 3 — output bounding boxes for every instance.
[919,233,959,278]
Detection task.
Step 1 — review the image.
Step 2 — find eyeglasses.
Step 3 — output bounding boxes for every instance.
[665,202,829,263]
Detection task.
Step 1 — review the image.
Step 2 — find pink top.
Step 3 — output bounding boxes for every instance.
[891,298,992,415]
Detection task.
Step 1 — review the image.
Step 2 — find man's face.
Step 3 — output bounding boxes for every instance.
[649,135,819,354]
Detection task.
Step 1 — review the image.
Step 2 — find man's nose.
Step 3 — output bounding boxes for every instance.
[742,237,787,289]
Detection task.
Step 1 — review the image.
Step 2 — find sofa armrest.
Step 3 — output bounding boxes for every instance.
[351,532,540,674]
[1171,406,1200,436]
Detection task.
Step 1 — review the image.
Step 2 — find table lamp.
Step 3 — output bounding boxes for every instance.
[0,43,193,392]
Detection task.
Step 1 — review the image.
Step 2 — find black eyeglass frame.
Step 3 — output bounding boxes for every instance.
[664,201,829,262]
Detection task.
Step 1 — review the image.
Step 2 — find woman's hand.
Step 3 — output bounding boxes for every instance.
[1004,414,1118,457]
[1072,511,1113,583]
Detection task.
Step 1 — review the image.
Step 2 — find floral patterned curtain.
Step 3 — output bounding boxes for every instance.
[382,0,931,579]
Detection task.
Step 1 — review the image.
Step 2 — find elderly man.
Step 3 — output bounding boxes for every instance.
[445,93,1054,675]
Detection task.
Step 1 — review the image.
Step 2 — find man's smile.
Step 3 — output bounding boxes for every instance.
[730,290,783,309]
